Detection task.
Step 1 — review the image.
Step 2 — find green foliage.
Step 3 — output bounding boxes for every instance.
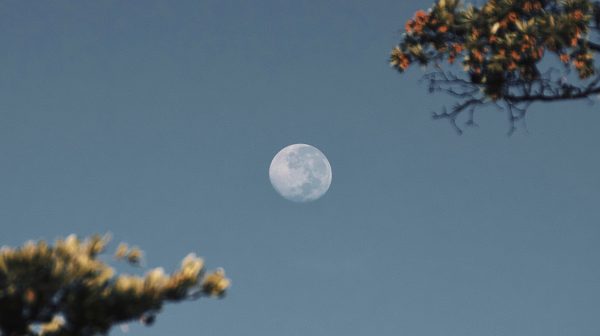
[0,235,230,335]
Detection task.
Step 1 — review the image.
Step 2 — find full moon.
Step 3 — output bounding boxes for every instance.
[269,144,332,202]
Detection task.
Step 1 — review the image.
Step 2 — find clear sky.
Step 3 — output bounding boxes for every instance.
[1,1,599,335]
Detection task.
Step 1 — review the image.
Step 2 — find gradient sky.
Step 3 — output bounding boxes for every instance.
[1,1,600,335]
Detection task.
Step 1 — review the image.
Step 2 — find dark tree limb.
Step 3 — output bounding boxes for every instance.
[424,68,600,134]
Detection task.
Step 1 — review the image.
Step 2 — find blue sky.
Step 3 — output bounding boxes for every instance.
[1,1,600,335]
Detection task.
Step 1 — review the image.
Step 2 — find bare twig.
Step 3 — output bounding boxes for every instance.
[423,67,600,133]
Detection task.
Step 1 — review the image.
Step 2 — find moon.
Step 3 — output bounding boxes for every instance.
[269,144,332,202]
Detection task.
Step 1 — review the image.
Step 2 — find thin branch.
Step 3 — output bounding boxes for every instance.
[505,83,600,102]
[422,66,600,133]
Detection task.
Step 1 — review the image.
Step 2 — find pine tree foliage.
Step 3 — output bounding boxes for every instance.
[0,234,230,336]
[390,0,600,133]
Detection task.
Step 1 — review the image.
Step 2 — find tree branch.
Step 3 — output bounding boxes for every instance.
[506,80,600,103]
[589,41,600,52]
[423,68,600,134]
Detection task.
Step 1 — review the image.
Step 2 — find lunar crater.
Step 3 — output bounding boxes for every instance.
[269,144,332,202]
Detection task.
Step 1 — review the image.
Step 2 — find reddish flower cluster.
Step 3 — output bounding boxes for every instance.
[405,10,429,34]
[391,0,598,96]
[397,53,410,70]
[571,10,585,21]
[390,47,411,70]
[573,53,594,78]
[522,1,543,12]
[448,43,464,64]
